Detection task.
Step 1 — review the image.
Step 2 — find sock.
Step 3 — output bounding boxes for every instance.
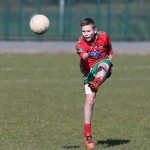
[84,123,91,136]
[94,77,102,86]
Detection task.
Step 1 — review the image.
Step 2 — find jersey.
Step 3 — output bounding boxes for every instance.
[76,31,113,76]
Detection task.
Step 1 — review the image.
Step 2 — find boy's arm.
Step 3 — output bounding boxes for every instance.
[76,40,89,60]
[83,53,89,60]
[76,39,102,60]
[76,46,89,60]
[106,35,113,62]
[108,54,113,62]
[78,51,102,60]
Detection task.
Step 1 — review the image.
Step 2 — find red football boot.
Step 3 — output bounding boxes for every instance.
[84,135,95,149]
[88,78,102,93]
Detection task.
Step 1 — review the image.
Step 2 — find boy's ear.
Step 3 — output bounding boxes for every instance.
[94,28,97,33]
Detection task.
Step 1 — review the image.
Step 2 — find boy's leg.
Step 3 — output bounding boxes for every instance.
[84,93,96,148]
[84,93,96,125]
[96,62,109,81]
[83,59,112,148]
[88,61,111,92]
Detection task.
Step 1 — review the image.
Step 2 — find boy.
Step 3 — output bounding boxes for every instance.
[76,18,113,149]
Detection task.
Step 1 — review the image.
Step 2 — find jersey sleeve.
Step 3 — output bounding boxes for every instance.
[76,38,87,59]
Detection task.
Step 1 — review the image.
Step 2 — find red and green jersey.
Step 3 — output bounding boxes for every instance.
[76,31,113,76]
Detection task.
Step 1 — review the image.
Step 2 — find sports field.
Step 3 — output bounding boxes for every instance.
[0,54,149,150]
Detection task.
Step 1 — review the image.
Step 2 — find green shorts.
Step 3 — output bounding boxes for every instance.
[81,59,112,84]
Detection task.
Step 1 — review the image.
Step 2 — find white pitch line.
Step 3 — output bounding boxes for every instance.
[0,67,78,71]
[110,77,150,81]
[0,77,150,83]
[0,66,150,71]
[114,66,150,70]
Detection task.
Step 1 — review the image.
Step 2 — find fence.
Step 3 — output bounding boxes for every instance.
[0,0,150,41]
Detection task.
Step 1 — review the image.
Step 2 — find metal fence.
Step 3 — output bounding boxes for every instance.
[0,0,150,41]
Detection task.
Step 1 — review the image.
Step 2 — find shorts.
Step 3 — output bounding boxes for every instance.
[83,59,112,94]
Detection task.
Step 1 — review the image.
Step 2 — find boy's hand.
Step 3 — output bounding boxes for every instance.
[89,50,102,59]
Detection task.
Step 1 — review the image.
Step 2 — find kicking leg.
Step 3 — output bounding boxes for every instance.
[88,63,109,92]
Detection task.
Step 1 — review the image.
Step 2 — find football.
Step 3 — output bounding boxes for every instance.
[29,14,50,34]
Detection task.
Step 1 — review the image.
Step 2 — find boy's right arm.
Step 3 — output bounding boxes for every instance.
[76,41,89,60]
[76,42,102,61]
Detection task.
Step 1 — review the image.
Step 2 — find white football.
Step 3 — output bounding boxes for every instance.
[29,14,50,34]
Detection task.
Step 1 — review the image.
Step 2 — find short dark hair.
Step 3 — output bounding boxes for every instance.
[80,18,96,29]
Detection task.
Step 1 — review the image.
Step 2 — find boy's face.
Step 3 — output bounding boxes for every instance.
[81,24,96,41]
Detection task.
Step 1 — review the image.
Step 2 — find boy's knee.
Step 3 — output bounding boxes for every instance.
[97,63,109,72]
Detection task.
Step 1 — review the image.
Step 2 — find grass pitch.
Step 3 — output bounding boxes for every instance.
[0,54,149,150]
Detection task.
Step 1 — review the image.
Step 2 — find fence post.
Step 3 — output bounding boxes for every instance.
[67,0,72,39]
[36,0,41,41]
[37,0,41,13]
[4,0,9,40]
[106,0,111,35]
[124,0,129,41]
[59,0,65,36]
[96,0,101,29]
[18,0,22,38]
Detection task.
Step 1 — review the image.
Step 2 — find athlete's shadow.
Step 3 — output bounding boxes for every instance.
[63,145,81,149]
[96,139,130,147]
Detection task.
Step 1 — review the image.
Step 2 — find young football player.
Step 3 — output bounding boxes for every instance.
[75,18,113,149]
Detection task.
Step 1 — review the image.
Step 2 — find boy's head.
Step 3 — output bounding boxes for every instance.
[80,18,96,30]
[80,18,97,41]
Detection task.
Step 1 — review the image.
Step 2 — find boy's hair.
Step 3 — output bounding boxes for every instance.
[80,18,96,29]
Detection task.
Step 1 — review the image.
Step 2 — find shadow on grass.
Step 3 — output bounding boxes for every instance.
[63,145,81,149]
[96,139,130,147]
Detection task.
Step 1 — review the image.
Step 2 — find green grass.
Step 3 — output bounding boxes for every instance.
[0,54,149,150]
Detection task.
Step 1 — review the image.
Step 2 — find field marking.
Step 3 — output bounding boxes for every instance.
[0,67,77,71]
[115,66,150,70]
[0,77,150,83]
[0,66,150,72]
[111,77,150,81]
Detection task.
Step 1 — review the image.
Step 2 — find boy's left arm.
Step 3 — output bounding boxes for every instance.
[108,43,113,68]
[106,36,113,62]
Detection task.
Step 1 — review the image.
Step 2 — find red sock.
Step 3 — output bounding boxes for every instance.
[94,77,102,86]
[84,123,91,136]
